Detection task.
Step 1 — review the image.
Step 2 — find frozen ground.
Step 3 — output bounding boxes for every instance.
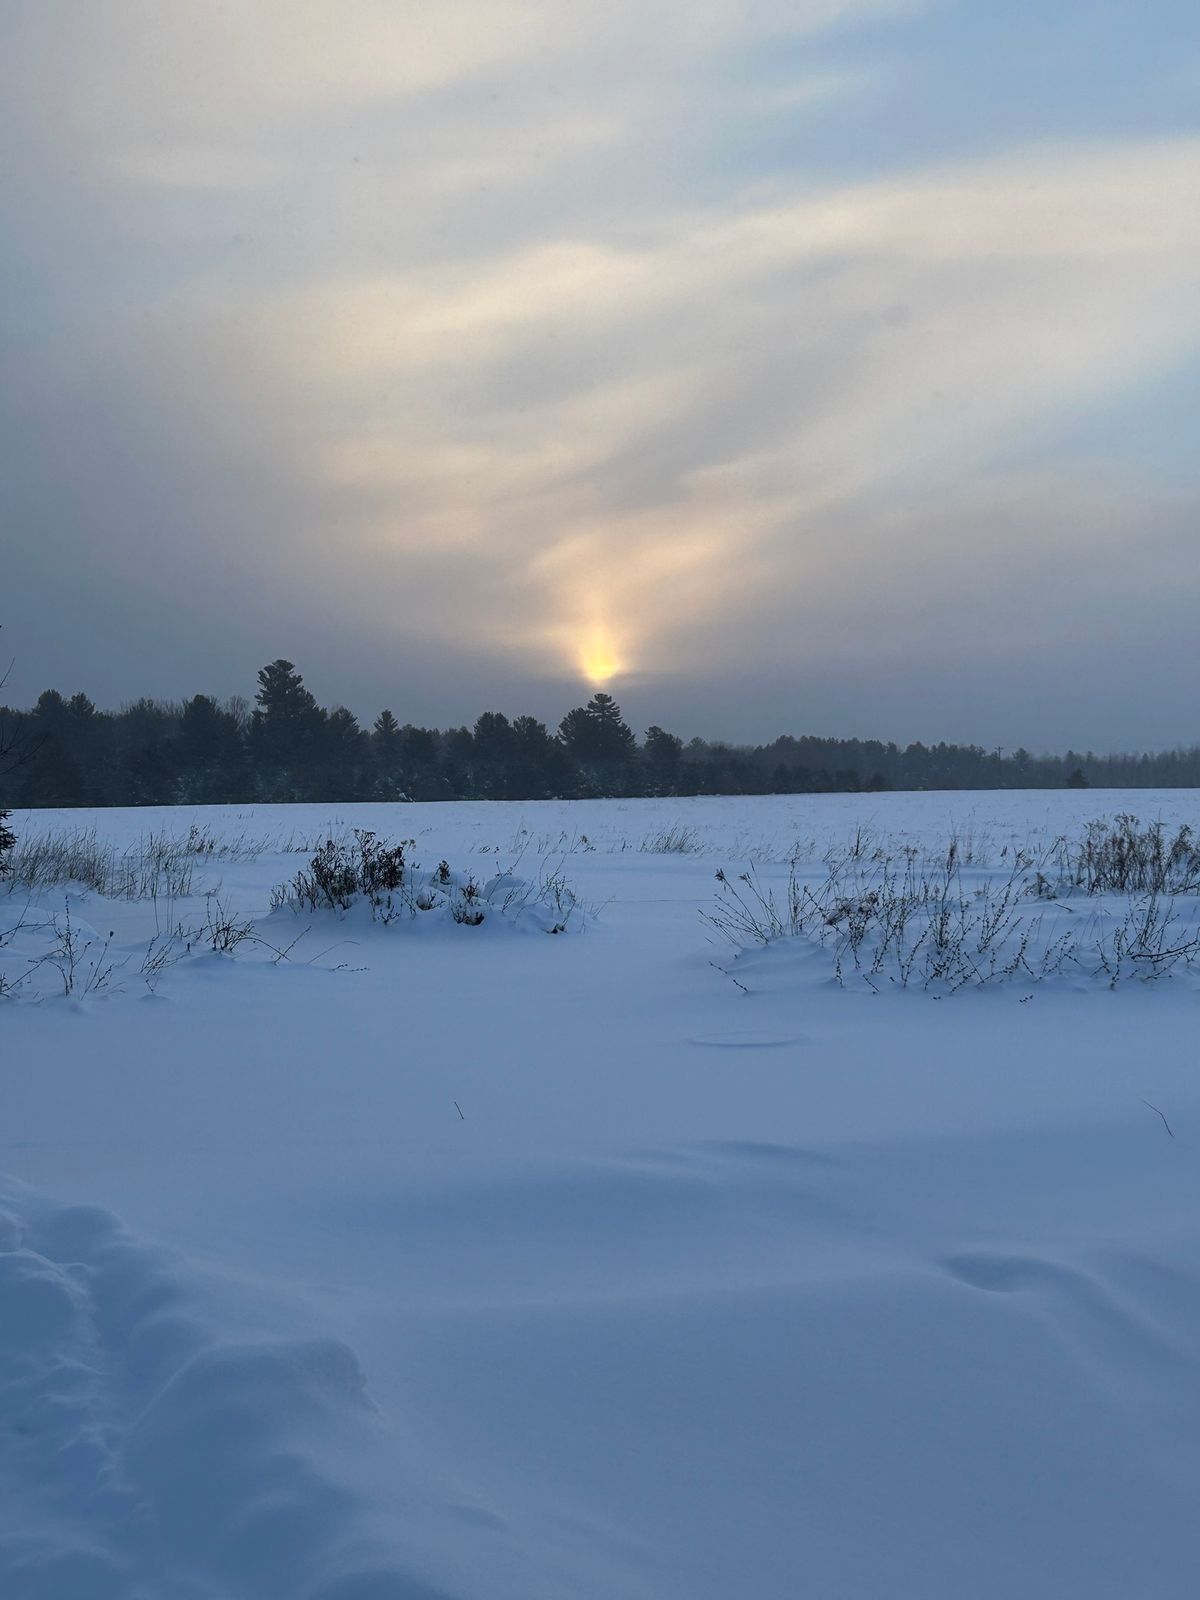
[4,790,1200,1597]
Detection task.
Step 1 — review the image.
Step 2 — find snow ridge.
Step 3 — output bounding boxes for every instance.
[0,1178,466,1600]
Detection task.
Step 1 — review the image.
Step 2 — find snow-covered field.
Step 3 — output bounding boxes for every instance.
[5,790,1200,1598]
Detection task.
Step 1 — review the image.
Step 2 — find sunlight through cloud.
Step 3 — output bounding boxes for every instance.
[579,630,624,687]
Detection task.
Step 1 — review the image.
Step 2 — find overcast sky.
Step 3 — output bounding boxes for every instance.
[4,1,1199,749]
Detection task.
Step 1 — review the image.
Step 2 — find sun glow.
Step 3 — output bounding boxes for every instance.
[579,631,623,686]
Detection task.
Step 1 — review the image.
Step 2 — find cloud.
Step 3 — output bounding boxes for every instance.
[4,1,1199,748]
[204,135,1199,690]
[4,1,914,152]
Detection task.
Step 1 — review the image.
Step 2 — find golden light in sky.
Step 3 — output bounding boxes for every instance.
[579,629,623,687]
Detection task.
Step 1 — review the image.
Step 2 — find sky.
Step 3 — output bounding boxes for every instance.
[3,0,1199,751]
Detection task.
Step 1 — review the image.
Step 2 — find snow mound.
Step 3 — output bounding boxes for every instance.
[0,1177,487,1600]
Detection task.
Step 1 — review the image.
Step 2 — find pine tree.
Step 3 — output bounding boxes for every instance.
[557,706,594,760]
[320,707,366,774]
[473,712,514,762]
[401,725,436,767]
[510,715,568,797]
[643,725,683,792]
[33,688,69,736]
[179,695,231,770]
[588,694,635,761]
[124,740,178,806]
[254,659,318,724]
[250,659,322,786]
[559,693,636,765]
[472,712,516,797]
[372,709,401,753]
[324,706,364,751]
[367,710,405,798]
[21,736,85,806]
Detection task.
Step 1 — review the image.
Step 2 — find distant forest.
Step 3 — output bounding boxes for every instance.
[2,658,1199,809]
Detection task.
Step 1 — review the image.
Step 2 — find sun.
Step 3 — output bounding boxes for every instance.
[579,630,623,687]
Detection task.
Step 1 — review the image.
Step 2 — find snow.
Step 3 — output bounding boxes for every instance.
[4,790,1200,1597]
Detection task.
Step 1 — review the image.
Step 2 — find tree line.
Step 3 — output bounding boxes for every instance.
[2,657,1199,811]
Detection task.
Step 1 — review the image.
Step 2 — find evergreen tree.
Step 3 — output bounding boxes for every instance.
[254,659,318,726]
[367,710,405,798]
[510,715,569,797]
[643,725,683,792]
[559,693,636,765]
[473,712,514,762]
[250,659,322,791]
[589,693,636,762]
[179,694,224,767]
[372,709,401,754]
[472,712,516,797]
[317,707,367,796]
[439,726,474,799]
[21,735,86,806]
[401,725,437,767]
[399,724,440,799]
[557,706,593,760]
[123,740,178,805]
[33,688,69,737]
[178,695,248,802]
[324,706,364,756]
[557,694,634,796]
